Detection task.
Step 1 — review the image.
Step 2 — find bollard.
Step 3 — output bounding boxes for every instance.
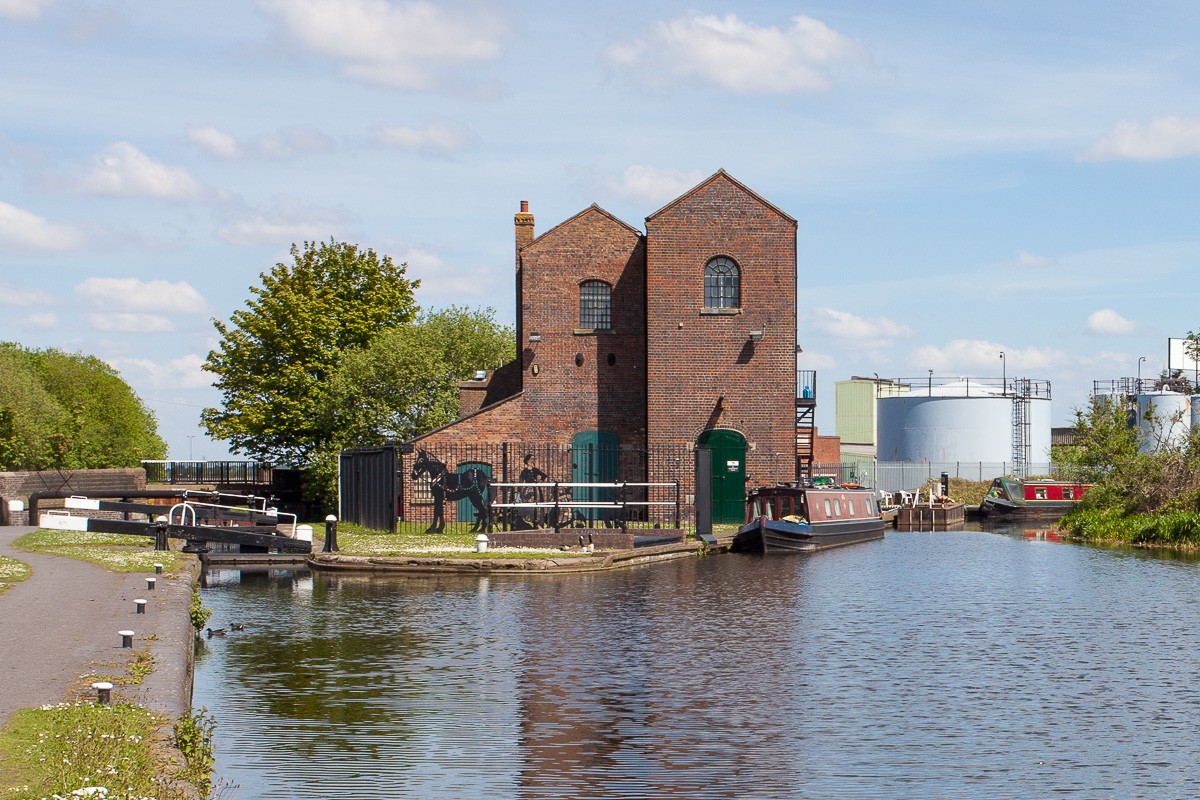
[92,681,113,705]
[119,630,134,648]
[134,598,147,614]
[323,515,339,553]
[146,577,156,591]
[154,563,163,575]
[475,533,489,553]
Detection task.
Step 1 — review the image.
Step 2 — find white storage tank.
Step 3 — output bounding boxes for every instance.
[877,379,1052,463]
[1136,391,1193,452]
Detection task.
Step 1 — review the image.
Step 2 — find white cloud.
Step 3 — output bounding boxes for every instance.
[606,12,867,94]
[75,141,205,200]
[109,353,213,390]
[187,125,334,160]
[0,200,87,251]
[0,0,51,20]
[1010,248,1051,268]
[1086,308,1137,335]
[808,307,914,347]
[186,126,240,159]
[259,0,506,90]
[609,165,705,206]
[1083,116,1200,161]
[375,121,470,154]
[911,339,1067,374]
[0,283,54,306]
[216,197,356,246]
[75,277,211,314]
[86,312,175,333]
[21,312,58,329]
[401,246,505,304]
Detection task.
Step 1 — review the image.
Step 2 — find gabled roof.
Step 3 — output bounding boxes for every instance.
[644,168,797,227]
[524,203,643,252]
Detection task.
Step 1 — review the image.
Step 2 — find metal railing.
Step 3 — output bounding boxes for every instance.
[141,460,271,485]
[491,481,680,532]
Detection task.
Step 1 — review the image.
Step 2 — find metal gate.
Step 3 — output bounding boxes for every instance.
[339,446,398,533]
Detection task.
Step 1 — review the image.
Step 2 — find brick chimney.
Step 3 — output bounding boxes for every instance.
[514,200,534,266]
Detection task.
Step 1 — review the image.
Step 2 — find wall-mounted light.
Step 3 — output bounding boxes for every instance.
[528,331,542,343]
[749,330,764,343]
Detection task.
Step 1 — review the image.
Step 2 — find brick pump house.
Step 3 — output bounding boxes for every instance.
[402,170,823,525]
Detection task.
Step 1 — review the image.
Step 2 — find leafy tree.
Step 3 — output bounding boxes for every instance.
[201,239,419,466]
[325,306,514,445]
[303,306,515,509]
[0,342,166,470]
[1056,394,1200,517]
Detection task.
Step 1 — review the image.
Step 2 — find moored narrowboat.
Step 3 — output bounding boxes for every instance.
[732,483,887,553]
[978,477,1091,519]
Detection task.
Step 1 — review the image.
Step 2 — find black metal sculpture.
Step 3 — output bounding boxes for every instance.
[410,449,492,533]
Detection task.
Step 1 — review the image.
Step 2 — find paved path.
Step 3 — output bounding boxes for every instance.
[0,526,195,727]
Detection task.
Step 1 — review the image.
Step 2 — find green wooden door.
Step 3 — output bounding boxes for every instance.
[456,461,491,526]
[571,431,619,522]
[696,429,747,524]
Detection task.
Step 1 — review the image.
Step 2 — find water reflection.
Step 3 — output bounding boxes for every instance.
[195,533,1200,799]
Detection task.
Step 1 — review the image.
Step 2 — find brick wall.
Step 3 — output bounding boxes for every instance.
[813,430,842,464]
[644,170,798,489]
[518,205,648,450]
[0,468,147,525]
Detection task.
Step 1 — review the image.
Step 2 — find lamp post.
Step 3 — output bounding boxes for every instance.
[1138,355,1146,390]
[187,435,195,461]
[873,372,880,399]
[1000,351,1005,396]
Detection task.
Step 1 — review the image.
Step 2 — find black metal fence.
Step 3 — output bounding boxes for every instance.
[340,442,694,534]
[141,460,271,485]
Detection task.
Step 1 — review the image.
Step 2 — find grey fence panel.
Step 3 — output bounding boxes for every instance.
[812,461,1059,493]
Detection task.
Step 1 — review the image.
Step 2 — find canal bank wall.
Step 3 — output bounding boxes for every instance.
[309,539,713,575]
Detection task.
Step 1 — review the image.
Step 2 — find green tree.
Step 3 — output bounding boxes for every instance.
[304,306,515,509]
[1055,394,1200,516]
[0,342,166,471]
[326,306,513,445]
[201,239,419,466]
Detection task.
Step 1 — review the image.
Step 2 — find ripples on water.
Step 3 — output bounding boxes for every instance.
[194,528,1200,799]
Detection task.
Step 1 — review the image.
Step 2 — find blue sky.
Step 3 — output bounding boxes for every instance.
[2,0,1199,460]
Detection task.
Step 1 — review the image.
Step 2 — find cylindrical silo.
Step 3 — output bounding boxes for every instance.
[876,379,1052,463]
[1136,391,1192,452]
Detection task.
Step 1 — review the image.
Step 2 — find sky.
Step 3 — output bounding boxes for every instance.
[2,0,1199,461]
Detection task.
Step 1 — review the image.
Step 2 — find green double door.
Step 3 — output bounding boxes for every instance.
[697,429,747,524]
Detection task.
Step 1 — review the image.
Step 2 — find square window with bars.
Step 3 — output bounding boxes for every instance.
[579,281,612,329]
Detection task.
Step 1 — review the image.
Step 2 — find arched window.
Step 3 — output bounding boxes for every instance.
[704,257,740,309]
[579,280,612,330]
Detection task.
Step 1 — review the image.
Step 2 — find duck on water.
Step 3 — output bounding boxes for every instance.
[732,480,887,554]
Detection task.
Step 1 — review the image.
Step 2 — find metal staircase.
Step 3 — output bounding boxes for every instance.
[1011,378,1031,478]
[796,369,817,481]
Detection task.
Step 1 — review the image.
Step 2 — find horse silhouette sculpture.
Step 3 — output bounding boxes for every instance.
[410,449,492,533]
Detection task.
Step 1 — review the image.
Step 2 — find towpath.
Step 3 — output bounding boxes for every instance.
[0,525,194,728]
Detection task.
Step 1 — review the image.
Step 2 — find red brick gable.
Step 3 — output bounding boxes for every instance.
[645,169,797,228]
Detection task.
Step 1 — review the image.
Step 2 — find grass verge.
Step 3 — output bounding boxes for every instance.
[0,701,203,800]
[1059,506,1200,547]
[13,530,179,574]
[336,523,592,558]
[0,555,30,596]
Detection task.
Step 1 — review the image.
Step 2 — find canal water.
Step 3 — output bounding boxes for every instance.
[193,525,1200,799]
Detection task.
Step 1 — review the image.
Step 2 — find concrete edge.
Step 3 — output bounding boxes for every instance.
[308,540,718,574]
